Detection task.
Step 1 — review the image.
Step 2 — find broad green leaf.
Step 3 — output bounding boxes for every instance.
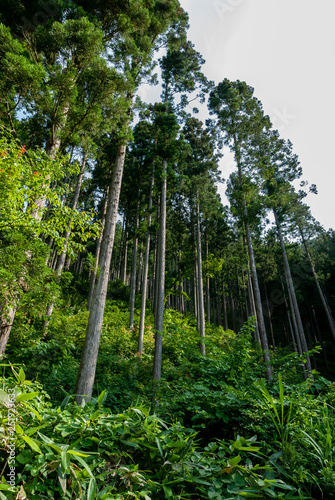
[61,451,70,472]
[15,423,24,434]
[97,389,107,405]
[16,392,39,403]
[58,465,67,495]
[67,449,91,457]
[18,368,25,383]
[228,455,241,467]
[87,478,96,500]
[22,435,42,453]
[74,455,94,479]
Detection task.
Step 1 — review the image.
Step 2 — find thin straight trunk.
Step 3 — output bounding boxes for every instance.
[117,216,126,280]
[205,231,210,323]
[0,306,16,356]
[44,154,87,330]
[136,247,143,293]
[154,197,161,319]
[65,256,71,271]
[245,218,272,380]
[196,193,206,354]
[129,197,140,330]
[281,277,302,356]
[137,171,153,354]
[300,229,335,342]
[311,305,329,370]
[246,250,260,344]
[88,189,109,311]
[229,286,236,332]
[55,153,87,272]
[120,231,128,284]
[264,284,275,349]
[153,159,167,384]
[194,262,199,323]
[242,269,250,318]
[75,142,128,404]
[274,210,313,379]
[222,280,228,330]
[214,276,221,326]
[188,279,193,315]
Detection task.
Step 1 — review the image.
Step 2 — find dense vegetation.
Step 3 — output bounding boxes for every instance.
[0,1,334,498]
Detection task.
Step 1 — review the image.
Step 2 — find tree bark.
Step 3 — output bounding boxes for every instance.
[274,210,313,379]
[87,189,109,311]
[138,166,155,354]
[44,153,87,331]
[129,197,140,330]
[205,232,210,323]
[153,159,167,385]
[245,217,272,380]
[196,192,206,355]
[75,143,127,404]
[0,306,16,357]
[300,229,335,343]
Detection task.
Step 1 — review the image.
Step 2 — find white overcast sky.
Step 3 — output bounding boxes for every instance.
[177,0,335,231]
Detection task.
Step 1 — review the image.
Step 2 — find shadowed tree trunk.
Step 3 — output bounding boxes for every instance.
[153,159,167,387]
[196,192,206,355]
[88,188,109,311]
[75,143,128,404]
[275,210,313,379]
[138,166,155,354]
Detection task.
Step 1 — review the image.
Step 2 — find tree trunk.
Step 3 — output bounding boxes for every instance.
[274,210,313,379]
[138,166,155,354]
[222,279,228,330]
[44,153,87,331]
[87,189,109,311]
[129,198,140,330]
[0,306,16,357]
[120,230,128,284]
[117,215,126,280]
[245,217,272,380]
[136,247,143,293]
[75,143,127,404]
[205,232,210,323]
[196,192,206,355]
[153,159,167,385]
[300,230,335,343]
[264,283,275,349]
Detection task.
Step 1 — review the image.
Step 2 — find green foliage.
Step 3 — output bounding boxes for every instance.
[0,366,302,499]
[0,231,59,317]
[0,129,100,252]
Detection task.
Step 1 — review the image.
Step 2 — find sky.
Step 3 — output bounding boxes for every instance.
[175,0,335,231]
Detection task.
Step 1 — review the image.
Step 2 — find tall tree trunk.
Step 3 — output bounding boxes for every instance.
[205,231,210,323]
[281,277,302,356]
[245,217,272,380]
[274,210,313,379]
[87,189,109,311]
[196,192,206,355]
[153,159,167,386]
[138,166,155,354]
[117,215,126,280]
[120,229,128,284]
[222,279,228,331]
[129,197,140,330]
[44,153,87,331]
[264,283,275,349]
[300,229,335,343]
[136,247,143,293]
[75,143,127,404]
[0,306,16,356]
